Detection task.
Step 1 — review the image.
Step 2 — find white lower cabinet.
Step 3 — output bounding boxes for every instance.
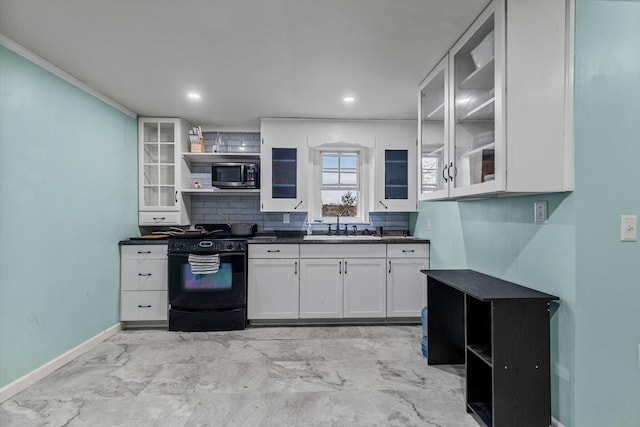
[247,242,428,321]
[120,244,168,322]
[299,258,344,318]
[299,244,387,319]
[248,244,300,319]
[387,244,430,317]
[342,258,387,318]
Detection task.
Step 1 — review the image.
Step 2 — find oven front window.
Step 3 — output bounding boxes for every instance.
[183,263,233,290]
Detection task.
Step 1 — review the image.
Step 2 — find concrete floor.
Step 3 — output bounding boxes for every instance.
[0,325,477,426]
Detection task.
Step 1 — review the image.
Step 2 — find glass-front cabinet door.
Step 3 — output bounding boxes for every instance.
[449,1,503,197]
[260,119,308,212]
[418,55,449,200]
[140,120,179,210]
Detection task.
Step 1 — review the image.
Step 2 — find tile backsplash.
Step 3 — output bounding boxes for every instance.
[189,195,409,232]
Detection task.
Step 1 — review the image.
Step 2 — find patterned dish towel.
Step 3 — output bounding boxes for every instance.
[188,254,220,275]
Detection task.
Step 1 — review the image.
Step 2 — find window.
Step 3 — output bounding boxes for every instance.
[320,151,360,220]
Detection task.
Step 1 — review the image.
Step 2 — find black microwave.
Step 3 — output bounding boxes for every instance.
[211,163,259,189]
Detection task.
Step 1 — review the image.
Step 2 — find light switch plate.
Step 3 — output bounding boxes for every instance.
[534,201,547,224]
[620,215,637,241]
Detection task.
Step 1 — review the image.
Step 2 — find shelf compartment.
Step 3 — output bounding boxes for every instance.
[422,145,444,157]
[467,349,493,427]
[467,344,492,366]
[461,97,495,121]
[458,142,495,159]
[426,102,445,120]
[459,57,495,90]
[467,402,492,427]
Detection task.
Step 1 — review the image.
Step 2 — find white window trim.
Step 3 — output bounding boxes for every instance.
[308,145,371,224]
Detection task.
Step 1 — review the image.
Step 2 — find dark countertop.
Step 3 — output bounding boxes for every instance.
[248,233,429,244]
[119,238,169,245]
[422,269,558,301]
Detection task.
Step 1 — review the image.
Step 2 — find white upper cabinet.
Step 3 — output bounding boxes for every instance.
[374,123,417,212]
[419,56,449,201]
[419,0,572,200]
[138,117,191,226]
[260,119,308,212]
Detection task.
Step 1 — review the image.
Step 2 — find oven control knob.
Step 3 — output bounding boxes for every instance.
[226,243,233,250]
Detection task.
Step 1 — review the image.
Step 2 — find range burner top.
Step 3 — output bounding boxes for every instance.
[168,238,246,254]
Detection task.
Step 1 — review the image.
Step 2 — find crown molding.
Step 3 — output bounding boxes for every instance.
[0,33,137,119]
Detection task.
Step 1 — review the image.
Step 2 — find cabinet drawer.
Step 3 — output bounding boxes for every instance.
[387,244,429,258]
[249,244,299,259]
[300,244,386,259]
[121,244,168,260]
[120,291,168,321]
[139,212,181,226]
[121,259,168,291]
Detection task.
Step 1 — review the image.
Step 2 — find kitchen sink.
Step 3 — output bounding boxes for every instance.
[303,235,382,241]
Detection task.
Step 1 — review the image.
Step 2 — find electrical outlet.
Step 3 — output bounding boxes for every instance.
[283,213,290,224]
[534,201,547,224]
[621,215,637,241]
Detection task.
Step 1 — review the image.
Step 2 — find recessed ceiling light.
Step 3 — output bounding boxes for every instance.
[343,96,355,103]
[187,92,201,99]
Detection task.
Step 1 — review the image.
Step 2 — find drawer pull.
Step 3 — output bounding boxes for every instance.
[267,250,281,253]
[138,273,152,276]
[138,305,152,308]
[153,217,166,221]
[402,249,415,253]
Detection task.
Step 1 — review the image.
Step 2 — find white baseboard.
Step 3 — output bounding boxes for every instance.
[0,323,122,404]
[552,416,567,427]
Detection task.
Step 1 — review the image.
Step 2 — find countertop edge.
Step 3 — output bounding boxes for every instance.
[119,239,169,245]
[248,237,430,244]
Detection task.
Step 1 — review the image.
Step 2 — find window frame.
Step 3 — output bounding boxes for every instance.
[309,146,370,224]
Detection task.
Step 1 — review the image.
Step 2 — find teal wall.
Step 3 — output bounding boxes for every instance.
[412,1,640,425]
[0,45,138,388]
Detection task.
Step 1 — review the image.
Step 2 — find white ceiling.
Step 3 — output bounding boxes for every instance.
[0,0,490,129]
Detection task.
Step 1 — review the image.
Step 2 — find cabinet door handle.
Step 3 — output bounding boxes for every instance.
[152,217,166,221]
[402,249,415,253]
[267,250,281,253]
[388,260,392,274]
[344,261,348,275]
[138,273,152,276]
[448,162,455,180]
[442,165,449,183]
[294,261,298,275]
[137,251,152,254]
[294,200,303,210]
[175,191,178,203]
[137,305,152,308]
[378,200,389,210]
[339,261,342,275]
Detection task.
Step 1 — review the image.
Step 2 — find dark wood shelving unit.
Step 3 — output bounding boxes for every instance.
[423,269,558,427]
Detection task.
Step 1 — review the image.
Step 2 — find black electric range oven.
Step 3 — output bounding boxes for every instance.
[167,224,248,332]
